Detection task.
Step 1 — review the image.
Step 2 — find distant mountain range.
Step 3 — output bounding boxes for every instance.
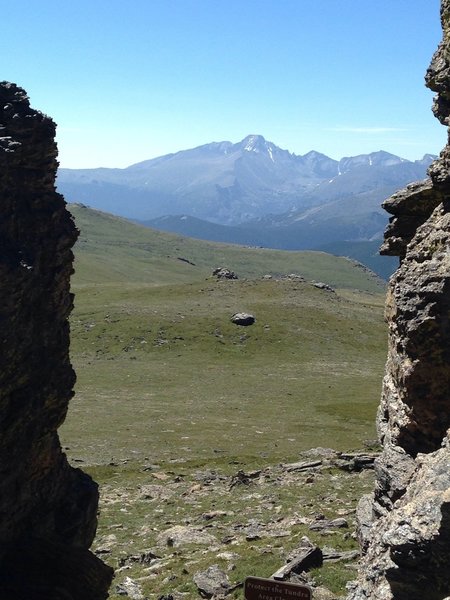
[57,135,435,279]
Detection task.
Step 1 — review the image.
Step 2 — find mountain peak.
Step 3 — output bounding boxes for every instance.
[240,134,269,152]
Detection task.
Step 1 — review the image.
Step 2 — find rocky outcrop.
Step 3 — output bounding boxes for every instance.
[213,267,238,280]
[348,3,450,599]
[0,82,113,598]
[230,312,256,326]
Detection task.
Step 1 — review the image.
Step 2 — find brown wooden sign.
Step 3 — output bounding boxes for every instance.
[244,577,312,600]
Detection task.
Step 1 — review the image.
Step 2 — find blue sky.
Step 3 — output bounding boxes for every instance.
[3,0,445,167]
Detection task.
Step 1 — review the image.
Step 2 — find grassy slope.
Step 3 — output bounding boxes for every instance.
[69,203,385,292]
[62,203,387,466]
[64,278,386,466]
[315,240,398,281]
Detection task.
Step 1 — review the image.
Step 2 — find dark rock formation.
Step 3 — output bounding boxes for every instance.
[271,537,323,581]
[348,3,450,598]
[230,312,255,326]
[312,282,335,292]
[213,267,238,280]
[193,564,231,598]
[0,82,113,598]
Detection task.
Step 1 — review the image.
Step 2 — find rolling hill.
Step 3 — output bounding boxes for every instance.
[69,203,386,292]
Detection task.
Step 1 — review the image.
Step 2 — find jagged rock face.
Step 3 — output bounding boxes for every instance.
[426,0,450,126]
[348,3,450,599]
[0,82,113,598]
[380,201,450,456]
[349,439,450,600]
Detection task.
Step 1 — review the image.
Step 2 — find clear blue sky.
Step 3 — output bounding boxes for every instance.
[3,0,445,167]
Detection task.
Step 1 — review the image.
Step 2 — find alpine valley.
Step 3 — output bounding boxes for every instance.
[57,135,435,278]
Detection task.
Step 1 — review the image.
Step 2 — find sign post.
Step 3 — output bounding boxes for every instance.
[244,576,312,600]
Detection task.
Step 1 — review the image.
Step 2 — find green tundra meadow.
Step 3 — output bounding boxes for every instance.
[60,204,388,598]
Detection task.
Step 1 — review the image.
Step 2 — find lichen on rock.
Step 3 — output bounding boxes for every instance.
[348,3,450,599]
[0,82,113,599]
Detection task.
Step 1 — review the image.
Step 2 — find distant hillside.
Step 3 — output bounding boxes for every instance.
[314,240,398,281]
[142,213,397,279]
[68,203,386,293]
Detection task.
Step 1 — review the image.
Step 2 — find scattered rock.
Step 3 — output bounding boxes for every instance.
[335,453,378,472]
[282,460,322,472]
[233,516,295,542]
[287,273,306,281]
[216,551,240,561]
[95,533,117,554]
[90,453,372,598]
[280,451,378,475]
[157,525,217,548]
[229,469,259,488]
[193,564,231,598]
[118,550,160,567]
[321,547,360,562]
[314,586,342,600]
[230,313,255,326]
[139,484,174,500]
[272,537,323,580]
[301,447,338,459]
[152,472,170,481]
[202,510,228,521]
[354,492,375,553]
[194,469,226,484]
[212,267,238,279]
[312,282,335,292]
[116,576,144,599]
[245,530,261,541]
[309,517,348,531]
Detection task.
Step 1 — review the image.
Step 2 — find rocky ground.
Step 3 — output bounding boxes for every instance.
[82,447,378,600]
